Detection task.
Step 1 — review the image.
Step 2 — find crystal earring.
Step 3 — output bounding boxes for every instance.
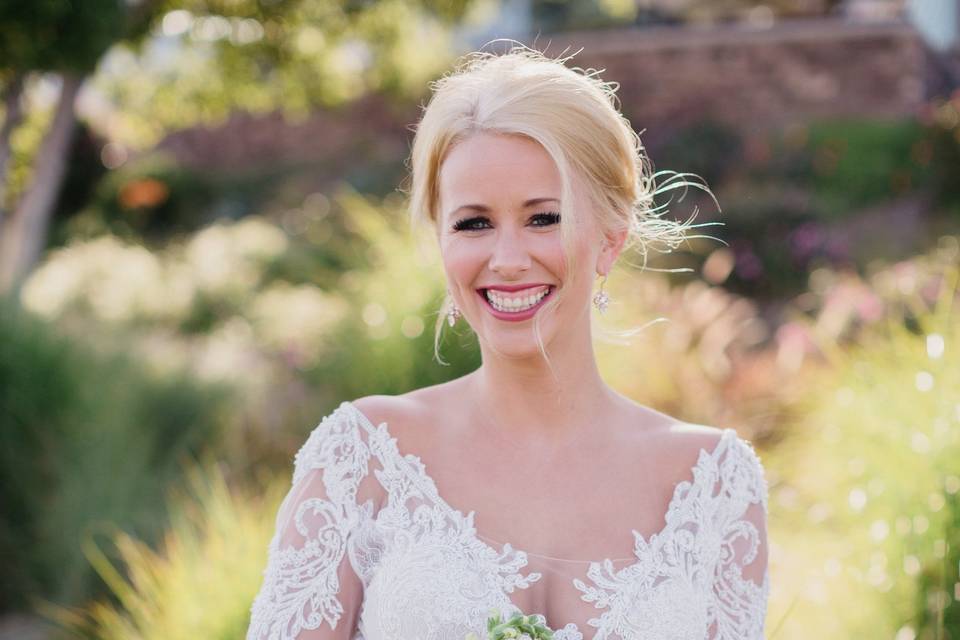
[446,291,462,327]
[593,273,610,314]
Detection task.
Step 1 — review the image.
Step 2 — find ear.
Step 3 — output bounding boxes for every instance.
[596,227,629,276]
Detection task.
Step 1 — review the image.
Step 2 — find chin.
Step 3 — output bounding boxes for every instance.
[478,325,559,359]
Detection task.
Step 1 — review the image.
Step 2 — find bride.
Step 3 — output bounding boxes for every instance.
[246,45,770,640]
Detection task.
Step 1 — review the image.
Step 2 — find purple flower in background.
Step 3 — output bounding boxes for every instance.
[788,222,823,261]
[824,235,850,262]
[733,243,764,280]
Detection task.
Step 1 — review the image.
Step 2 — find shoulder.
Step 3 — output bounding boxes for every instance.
[669,422,765,474]
[291,394,430,493]
[661,421,730,453]
[644,422,728,481]
[645,420,766,497]
[348,373,471,437]
[613,392,730,457]
[615,395,728,462]
[672,422,769,510]
[296,393,426,464]
[349,393,422,427]
[347,391,436,454]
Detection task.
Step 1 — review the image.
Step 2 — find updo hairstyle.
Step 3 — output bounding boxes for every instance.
[404,43,718,367]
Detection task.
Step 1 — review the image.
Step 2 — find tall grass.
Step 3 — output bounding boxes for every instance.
[46,462,287,639]
[764,255,959,639]
[0,297,231,611]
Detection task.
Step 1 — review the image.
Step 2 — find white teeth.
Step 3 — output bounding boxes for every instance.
[485,286,550,313]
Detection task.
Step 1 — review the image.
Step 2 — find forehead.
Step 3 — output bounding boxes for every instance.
[438,133,562,215]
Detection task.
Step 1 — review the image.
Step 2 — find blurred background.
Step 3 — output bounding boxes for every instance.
[1,0,958,638]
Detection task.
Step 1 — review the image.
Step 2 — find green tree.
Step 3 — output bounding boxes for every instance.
[0,0,470,297]
[533,0,847,32]
[0,0,154,297]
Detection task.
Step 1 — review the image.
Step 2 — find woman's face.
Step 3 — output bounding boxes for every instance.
[437,132,622,357]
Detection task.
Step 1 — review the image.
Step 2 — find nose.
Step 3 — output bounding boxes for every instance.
[488,227,531,278]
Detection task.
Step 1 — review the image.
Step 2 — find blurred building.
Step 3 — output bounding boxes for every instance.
[157,1,960,173]
[458,0,959,58]
[451,0,960,142]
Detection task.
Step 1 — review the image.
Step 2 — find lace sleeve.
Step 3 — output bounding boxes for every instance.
[247,404,380,640]
[709,435,771,640]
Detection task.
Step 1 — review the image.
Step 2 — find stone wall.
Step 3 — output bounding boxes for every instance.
[536,18,937,147]
[154,94,419,176]
[154,18,949,172]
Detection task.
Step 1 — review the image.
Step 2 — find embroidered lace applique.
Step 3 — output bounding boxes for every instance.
[247,401,770,640]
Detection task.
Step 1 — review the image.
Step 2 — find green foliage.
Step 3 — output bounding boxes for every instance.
[760,119,933,218]
[0,297,232,610]
[18,185,479,474]
[651,120,744,190]
[765,251,960,639]
[924,94,960,212]
[470,610,555,640]
[529,0,838,33]
[0,295,84,610]
[711,190,829,301]
[60,137,411,250]
[691,113,960,301]
[92,0,469,148]
[305,187,481,398]
[63,152,266,246]
[3,87,56,210]
[0,0,141,75]
[533,0,639,32]
[48,122,111,248]
[46,464,288,640]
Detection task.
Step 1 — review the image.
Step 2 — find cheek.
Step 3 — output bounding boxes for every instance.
[440,237,487,284]
[564,236,599,292]
[546,237,568,280]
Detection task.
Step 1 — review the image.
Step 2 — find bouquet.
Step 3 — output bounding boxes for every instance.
[465,610,555,640]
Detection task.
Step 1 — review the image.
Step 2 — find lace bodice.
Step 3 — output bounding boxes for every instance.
[247,401,770,640]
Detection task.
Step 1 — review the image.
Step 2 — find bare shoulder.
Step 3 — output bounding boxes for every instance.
[663,421,730,453]
[639,423,728,496]
[349,394,426,440]
[349,380,460,450]
[634,416,731,479]
[614,393,728,456]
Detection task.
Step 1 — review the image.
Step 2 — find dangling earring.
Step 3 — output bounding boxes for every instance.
[446,291,462,327]
[593,273,610,314]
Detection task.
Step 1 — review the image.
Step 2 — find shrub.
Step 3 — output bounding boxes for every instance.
[651,119,744,189]
[0,297,231,610]
[45,463,287,640]
[763,244,959,638]
[922,92,960,213]
[756,119,932,218]
[62,152,271,246]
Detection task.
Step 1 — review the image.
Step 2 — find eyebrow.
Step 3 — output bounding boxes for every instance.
[446,197,560,220]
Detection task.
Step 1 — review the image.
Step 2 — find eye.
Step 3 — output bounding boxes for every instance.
[452,216,491,232]
[531,211,561,227]
[451,212,561,232]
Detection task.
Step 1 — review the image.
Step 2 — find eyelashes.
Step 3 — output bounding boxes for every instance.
[452,211,561,232]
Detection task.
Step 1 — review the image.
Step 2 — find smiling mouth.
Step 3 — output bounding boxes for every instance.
[476,285,555,316]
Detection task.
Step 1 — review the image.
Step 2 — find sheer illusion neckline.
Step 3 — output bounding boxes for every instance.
[342,400,736,566]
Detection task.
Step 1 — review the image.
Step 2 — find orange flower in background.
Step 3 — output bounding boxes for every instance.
[119,178,169,209]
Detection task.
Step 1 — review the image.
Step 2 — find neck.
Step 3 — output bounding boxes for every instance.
[466,318,617,448]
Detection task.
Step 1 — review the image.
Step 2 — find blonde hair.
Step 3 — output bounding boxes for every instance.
[403,42,720,371]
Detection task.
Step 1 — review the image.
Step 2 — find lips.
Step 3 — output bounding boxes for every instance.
[475,285,556,321]
[478,283,553,293]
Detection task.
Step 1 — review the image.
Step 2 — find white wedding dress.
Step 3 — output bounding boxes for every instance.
[246,401,770,640]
